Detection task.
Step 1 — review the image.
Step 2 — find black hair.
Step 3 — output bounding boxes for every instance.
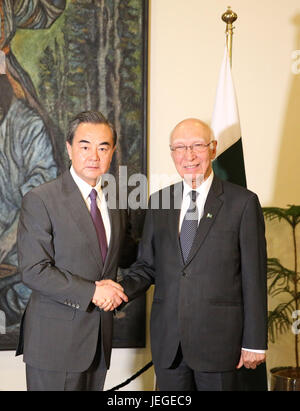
[66,111,117,146]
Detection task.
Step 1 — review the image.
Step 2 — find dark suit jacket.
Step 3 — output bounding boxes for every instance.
[120,176,268,372]
[16,170,135,372]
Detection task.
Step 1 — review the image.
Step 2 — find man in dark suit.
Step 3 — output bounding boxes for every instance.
[119,118,267,390]
[16,111,133,391]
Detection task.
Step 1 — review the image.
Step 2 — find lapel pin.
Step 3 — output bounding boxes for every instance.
[206,213,213,219]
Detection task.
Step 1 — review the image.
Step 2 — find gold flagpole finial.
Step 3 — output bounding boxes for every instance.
[222,6,238,67]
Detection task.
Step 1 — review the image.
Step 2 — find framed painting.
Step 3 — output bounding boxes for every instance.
[0,0,148,350]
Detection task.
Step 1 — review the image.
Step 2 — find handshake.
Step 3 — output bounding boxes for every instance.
[92,279,128,311]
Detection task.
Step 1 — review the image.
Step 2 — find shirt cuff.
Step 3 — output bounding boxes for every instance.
[242,348,266,354]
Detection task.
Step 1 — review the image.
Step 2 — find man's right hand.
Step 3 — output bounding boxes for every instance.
[92,279,128,311]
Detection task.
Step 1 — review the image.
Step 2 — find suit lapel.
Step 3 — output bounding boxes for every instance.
[61,171,103,272]
[185,176,224,265]
[102,207,120,276]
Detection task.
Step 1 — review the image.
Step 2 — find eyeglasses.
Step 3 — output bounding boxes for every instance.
[169,141,214,154]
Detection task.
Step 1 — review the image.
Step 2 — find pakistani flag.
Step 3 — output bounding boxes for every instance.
[211,45,268,391]
[211,46,246,187]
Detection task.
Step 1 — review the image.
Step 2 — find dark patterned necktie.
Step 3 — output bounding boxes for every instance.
[180,190,199,263]
[89,189,108,263]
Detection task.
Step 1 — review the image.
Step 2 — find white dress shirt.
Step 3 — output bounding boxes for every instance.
[70,166,111,246]
[179,172,214,231]
[179,171,265,355]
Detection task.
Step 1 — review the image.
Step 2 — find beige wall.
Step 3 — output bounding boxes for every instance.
[149,0,300,207]
[1,0,299,390]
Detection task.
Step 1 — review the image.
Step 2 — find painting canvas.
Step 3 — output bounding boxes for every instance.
[0,0,148,350]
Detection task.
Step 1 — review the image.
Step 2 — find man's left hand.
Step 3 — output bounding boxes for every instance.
[236,350,266,370]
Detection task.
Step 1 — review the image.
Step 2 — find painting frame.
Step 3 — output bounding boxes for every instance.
[0,0,149,350]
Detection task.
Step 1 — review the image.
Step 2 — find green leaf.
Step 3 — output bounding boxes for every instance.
[263,205,300,227]
[268,301,295,342]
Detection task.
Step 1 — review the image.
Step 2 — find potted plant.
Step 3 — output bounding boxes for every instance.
[263,205,300,390]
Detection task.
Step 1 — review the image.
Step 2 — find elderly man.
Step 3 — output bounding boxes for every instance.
[119,118,267,391]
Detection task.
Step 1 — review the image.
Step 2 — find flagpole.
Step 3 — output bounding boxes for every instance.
[222,6,237,67]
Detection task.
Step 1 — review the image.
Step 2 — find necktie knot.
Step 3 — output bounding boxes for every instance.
[187,190,198,215]
[89,188,97,202]
[189,189,198,201]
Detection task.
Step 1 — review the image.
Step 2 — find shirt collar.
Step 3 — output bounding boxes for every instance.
[70,166,102,201]
[182,171,214,199]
